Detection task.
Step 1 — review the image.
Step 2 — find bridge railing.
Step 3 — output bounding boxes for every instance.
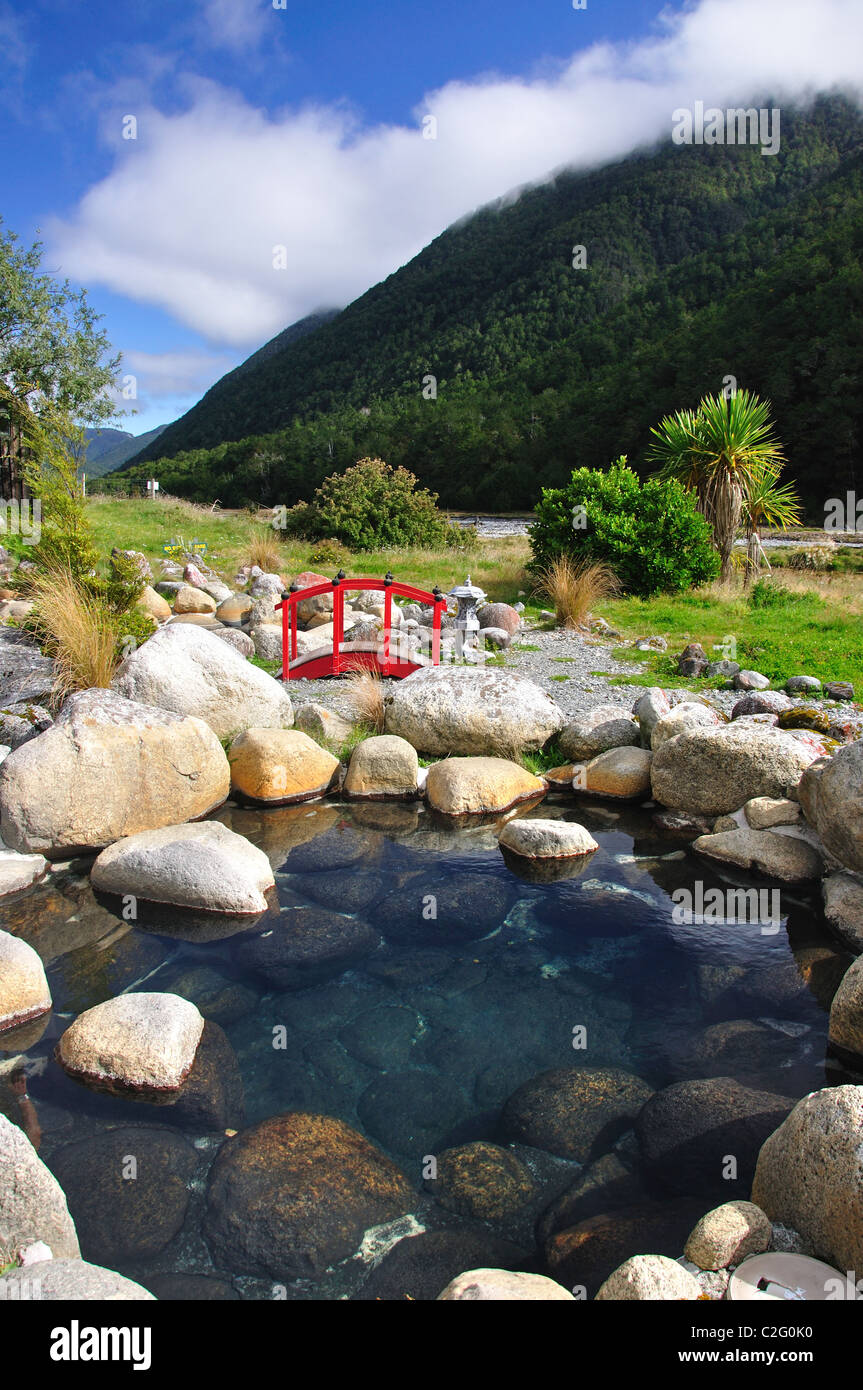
[275,571,448,680]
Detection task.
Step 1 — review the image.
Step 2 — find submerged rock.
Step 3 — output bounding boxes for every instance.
[236,906,379,988]
[424,1141,535,1222]
[203,1112,414,1279]
[501,1066,653,1163]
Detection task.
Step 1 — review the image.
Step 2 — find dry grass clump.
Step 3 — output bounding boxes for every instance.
[245,524,284,575]
[535,556,619,629]
[342,667,386,733]
[27,567,119,696]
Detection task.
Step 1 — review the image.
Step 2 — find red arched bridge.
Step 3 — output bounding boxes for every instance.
[276,571,447,680]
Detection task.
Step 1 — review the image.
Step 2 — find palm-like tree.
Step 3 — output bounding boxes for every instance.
[741,461,802,585]
[647,391,786,583]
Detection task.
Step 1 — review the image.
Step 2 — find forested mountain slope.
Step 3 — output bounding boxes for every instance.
[118,96,863,513]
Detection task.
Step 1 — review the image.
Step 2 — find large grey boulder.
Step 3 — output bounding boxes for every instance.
[0,930,51,1031]
[91,821,275,914]
[559,707,640,761]
[0,631,54,706]
[0,702,53,749]
[112,622,294,740]
[822,871,863,954]
[0,689,229,857]
[692,828,823,882]
[650,724,820,816]
[0,847,47,896]
[498,818,598,860]
[0,1113,80,1258]
[596,1255,701,1301]
[651,702,723,752]
[751,1085,863,1273]
[439,1269,575,1301]
[0,1259,154,1300]
[57,992,205,1094]
[827,955,863,1059]
[799,741,863,872]
[385,666,563,756]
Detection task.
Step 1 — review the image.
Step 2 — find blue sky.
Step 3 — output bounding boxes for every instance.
[3,0,862,435]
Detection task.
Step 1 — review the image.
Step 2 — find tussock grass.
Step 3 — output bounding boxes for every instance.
[343,668,386,734]
[535,556,619,629]
[27,567,120,696]
[245,524,285,575]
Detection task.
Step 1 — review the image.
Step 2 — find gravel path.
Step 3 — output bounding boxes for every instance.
[283,625,744,724]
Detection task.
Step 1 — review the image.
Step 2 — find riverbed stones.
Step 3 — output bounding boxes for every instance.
[744,796,801,828]
[498,818,598,860]
[822,872,863,954]
[501,1067,653,1163]
[650,725,819,816]
[684,1201,772,1270]
[0,847,48,896]
[692,827,822,882]
[203,1112,414,1279]
[424,1141,535,1221]
[636,1077,794,1200]
[786,675,821,695]
[0,701,53,749]
[174,583,217,614]
[0,631,55,706]
[799,741,863,872]
[0,1259,154,1300]
[50,1126,198,1264]
[0,1113,80,1259]
[343,735,419,799]
[292,572,333,624]
[137,585,172,622]
[734,669,770,691]
[0,931,51,1031]
[827,955,863,1059]
[294,703,354,745]
[596,1254,701,1301]
[215,593,252,625]
[0,689,229,857]
[385,666,563,756]
[112,623,294,739]
[651,702,723,752]
[438,1268,574,1301]
[544,1198,703,1297]
[372,871,513,944]
[559,709,640,762]
[57,993,205,1094]
[236,907,378,987]
[825,681,854,701]
[250,624,282,661]
[633,687,671,742]
[751,1085,863,1272]
[426,756,545,816]
[731,690,792,718]
[677,643,708,677]
[91,821,275,914]
[477,602,521,636]
[228,728,339,804]
[213,627,255,658]
[574,747,652,801]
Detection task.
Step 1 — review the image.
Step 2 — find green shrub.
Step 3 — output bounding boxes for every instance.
[283,457,457,550]
[308,537,353,568]
[529,458,719,597]
[749,578,823,612]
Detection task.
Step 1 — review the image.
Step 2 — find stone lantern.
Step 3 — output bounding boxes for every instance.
[447,574,486,660]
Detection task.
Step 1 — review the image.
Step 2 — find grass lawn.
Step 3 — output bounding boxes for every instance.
[603,574,863,687]
[84,495,533,605]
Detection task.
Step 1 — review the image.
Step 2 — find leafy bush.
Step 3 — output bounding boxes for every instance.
[529,458,719,597]
[787,544,837,571]
[308,537,352,568]
[282,457,462,551]
[749,578,823,613]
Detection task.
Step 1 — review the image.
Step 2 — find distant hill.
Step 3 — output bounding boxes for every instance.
[115,95,863,513]
[84,424,169,477]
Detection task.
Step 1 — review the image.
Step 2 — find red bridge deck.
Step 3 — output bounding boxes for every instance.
[275,572,447,681]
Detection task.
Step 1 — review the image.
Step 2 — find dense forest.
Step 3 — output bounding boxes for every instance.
[110,96,863,515]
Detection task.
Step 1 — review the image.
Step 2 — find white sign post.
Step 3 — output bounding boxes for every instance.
[146,479,159,499]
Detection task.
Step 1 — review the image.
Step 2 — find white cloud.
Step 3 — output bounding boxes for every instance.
[50,0,863,347]
[198,0,271,53]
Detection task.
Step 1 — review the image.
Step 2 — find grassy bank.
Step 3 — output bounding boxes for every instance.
[75,497,863,687]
